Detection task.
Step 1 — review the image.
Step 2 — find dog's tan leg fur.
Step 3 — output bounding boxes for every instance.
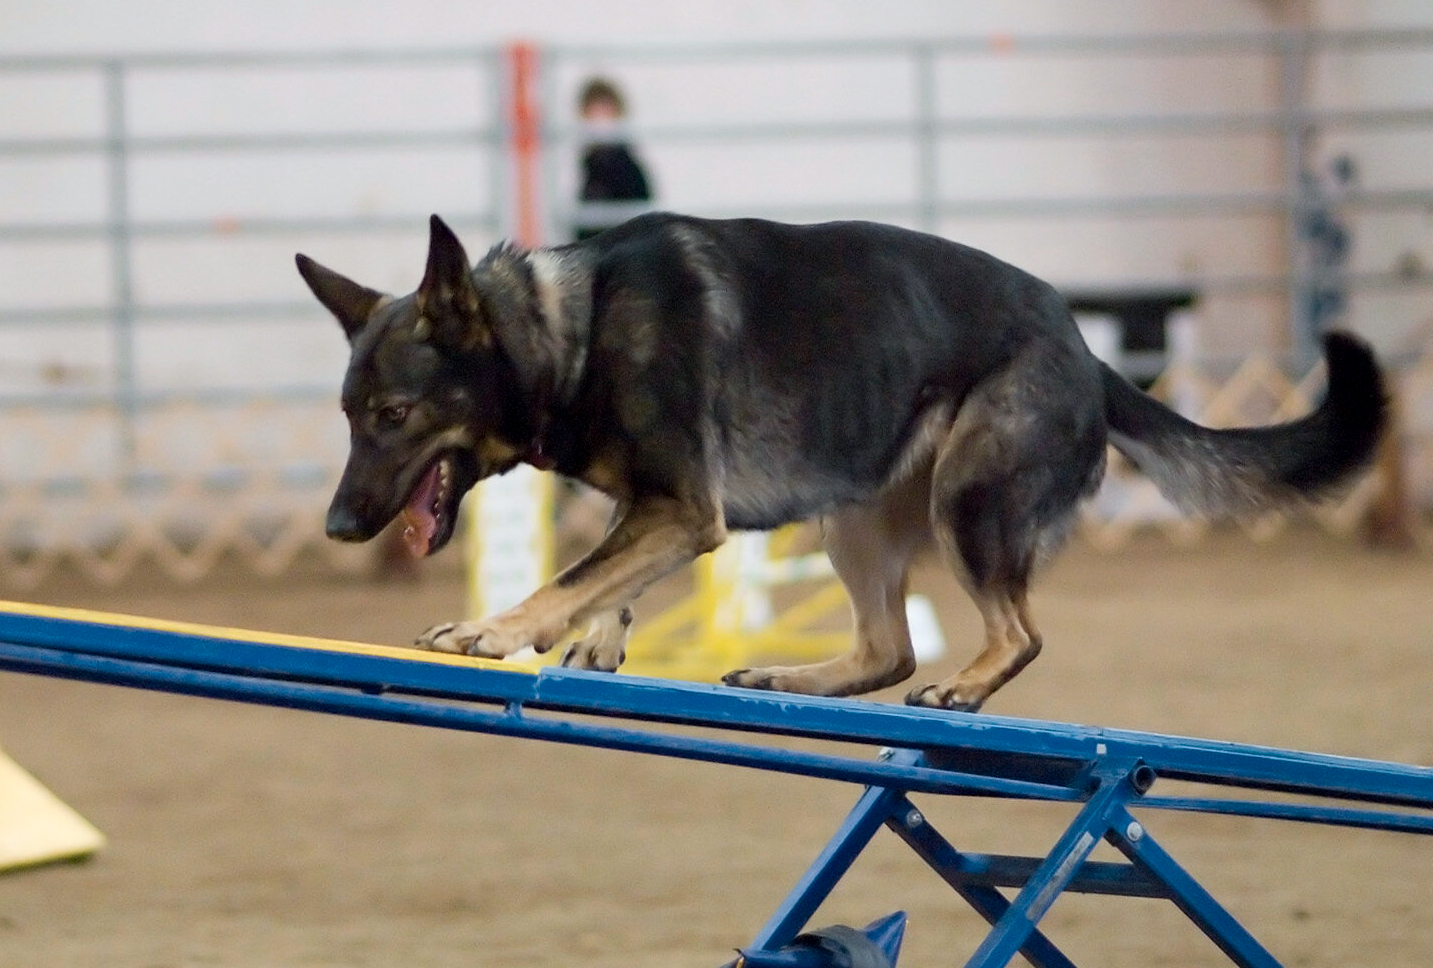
[723,472,929,696]
[416,496,722,658]
[905,589,1042,711]
[557,500,636,672]
[905,408,1047,711]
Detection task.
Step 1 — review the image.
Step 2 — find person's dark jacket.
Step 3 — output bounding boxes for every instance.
[576,143,651,240]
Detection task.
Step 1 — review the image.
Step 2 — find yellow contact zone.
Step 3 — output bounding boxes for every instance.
[0,600,538,675]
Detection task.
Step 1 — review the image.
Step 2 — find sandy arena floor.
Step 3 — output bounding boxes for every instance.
[0,529,1429,968]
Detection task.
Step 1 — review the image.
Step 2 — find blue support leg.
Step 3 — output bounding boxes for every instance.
[746,750,921,952]
[1107,807,1284,968]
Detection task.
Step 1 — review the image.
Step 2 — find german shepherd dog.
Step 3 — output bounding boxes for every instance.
[297,213,1386,711]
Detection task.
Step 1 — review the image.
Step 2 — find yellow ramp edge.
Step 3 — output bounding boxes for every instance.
[0,747,105,873]
[0,600,538,674]
[0,600,539,872]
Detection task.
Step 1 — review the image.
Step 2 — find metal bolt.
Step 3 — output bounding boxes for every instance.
[1125,820,1144,842]
[905,808,924,828]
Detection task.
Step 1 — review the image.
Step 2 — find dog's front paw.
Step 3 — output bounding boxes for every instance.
[414,616,548,659]
[722,665,831,695]
[560,636,626,672]
[559,607,632,672]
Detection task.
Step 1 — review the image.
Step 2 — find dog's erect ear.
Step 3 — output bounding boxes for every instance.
[295,254,384,342]
[416,215,489,349]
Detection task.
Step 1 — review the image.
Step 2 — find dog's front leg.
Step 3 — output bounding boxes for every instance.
[563,500,636,672]
[415,496,724,659]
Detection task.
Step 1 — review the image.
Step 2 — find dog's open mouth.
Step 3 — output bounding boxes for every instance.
[400,455,454,557]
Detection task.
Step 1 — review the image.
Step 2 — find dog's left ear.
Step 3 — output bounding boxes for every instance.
[296,254,385,341]
[416,214,489,350]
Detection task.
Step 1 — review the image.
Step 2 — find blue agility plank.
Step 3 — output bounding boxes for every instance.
[0,601,1428,809]
[0,600,1429,968]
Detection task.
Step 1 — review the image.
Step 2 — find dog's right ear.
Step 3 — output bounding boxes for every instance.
[295,254,384,342]
[415,215,490,350]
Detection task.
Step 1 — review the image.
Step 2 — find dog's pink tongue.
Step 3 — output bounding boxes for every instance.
[400,462,441,556]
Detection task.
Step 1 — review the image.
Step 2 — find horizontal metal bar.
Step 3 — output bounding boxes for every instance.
[7,184,1433,249]
[0,384,332,409]
[0,49,500,73]
[935,193,1283,218]
[0,135,110,157]
[10,104,1433,164]
[75,300,324,322]
[545,105,1433,144]
[574,199,1433,237]
[918,847,1171,899]
[3,29,1430,80]
[0,210,497,242]
[1137,795,1433,836]
[6,268,1433,338]
[0,302,326,327]
[1059,270,1433,299]
[1306,105,1433,130]
[0,642,1084,801]
[936,187,1433,219]
[122,129,497,153]
[0,464,335,500]
[1299,27,1433,51]
[0,128,498,158]
[552,28,1433,63]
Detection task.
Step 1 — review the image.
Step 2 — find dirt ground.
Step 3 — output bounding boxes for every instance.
[0,529,1429,968]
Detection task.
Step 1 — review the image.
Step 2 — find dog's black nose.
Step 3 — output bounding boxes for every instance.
[325,504,366,542]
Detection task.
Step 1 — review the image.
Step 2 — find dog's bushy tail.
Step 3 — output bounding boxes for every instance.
[1101,331,1388,517]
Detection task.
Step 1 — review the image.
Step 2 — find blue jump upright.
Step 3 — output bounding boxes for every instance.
[0,601,1429,968]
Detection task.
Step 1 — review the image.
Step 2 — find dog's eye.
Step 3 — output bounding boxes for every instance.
[377,404,410,428]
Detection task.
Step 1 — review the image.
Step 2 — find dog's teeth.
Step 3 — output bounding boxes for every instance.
[436,460,451,509]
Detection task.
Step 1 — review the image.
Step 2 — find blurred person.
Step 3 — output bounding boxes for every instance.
[572,77,653,241]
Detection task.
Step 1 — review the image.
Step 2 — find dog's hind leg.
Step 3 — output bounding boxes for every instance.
[906,354,1104,712]
[722,470,929,697]
[905,582,1043,712]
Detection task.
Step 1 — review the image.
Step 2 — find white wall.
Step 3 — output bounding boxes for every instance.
[0,2,1269,54]
[1313,0,1433,348]
[3,1,1429,406]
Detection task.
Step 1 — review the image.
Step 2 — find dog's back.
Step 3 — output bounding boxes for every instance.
[572,214,1100,529]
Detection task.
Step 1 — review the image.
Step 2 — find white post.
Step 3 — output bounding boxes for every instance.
[734,533,774,631]
[466,466,553,618]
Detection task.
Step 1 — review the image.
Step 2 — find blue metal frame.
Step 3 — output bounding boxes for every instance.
[0,603,1429,968]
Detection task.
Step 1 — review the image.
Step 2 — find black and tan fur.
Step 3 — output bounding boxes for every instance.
[298,213,1387,711]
